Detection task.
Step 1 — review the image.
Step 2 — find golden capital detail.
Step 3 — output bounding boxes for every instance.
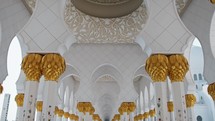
[58,109,64,117]
[168,54,189,82]
[41,54,66,81]
[145,54,189,82]
[145,54,169,82]
[167,101,174,112]
[15,93,24,107]
[0,84,3,94]
[77,102,94,114]
[22,54,43,81]
[36,101,43,112]
[64,112,70,118]
[210,0,215,4]
[185,94,196,108]
[208,83,215,101]
[149,109,156,117]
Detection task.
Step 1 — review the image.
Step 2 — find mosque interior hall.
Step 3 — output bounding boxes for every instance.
[1,0,215,121]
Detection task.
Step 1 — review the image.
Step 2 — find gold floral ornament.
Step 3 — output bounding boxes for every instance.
[15,93,24,107]
[167,101,174,112]
[93,114,100,120]
[208,83,215,100]
[58,109,64,117]
[0,84,3,94]
[185,94,196,107]
[69,114,75,120]
[149,108,155,117]
[168,54,189,82]
[145,54,169,82]
[127,102,136,114]
[64,112,70,118]
[21,54,43,81]
[143,112,149,119]
[36,101,43,112]
[90,107,95,115]
[40,54,66,81]
[114,114,120,120]
[210,0,215,4]
[74,115,79,121]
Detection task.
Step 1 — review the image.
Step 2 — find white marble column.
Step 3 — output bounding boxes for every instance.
[21,54,43,121]
[15,93,25,121]
[185,94,196,121]
[154,82,169,121]
[41,81,58,120]
[40,54,66,121]
[171,82,187,121]
[23,81,39,121]
[145,54,170,121]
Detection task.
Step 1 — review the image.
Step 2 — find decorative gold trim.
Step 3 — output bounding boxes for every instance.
[36,101,43,112]
[208,83,215,100]
[185,94,196,108]
[168,54,189,82]
[145,54,169,82]
[15,93,24,107]
[22,54,43,81]
[167,101,174,112]
[0,84,3,94]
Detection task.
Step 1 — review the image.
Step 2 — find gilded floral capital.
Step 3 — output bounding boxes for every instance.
[167,101,174,112]
[15,93,24,107]
[54,106,59,115]
[210,0,215,4]
[64,112,70,118]
[185,94,196,108]
[208,83,215,101]
[168,54,189,82]
[58,109,64,117]
[22,54,43,81]
[40,54,66,81]
[36,101,43,112]
[149,109,156,117]
[145,54,169,82]
[143,112,149,119]
[69,114,75,120]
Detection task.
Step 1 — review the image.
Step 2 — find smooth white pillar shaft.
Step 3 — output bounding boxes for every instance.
[129,112,134,121]
[16,107,24,121]
[187,107,195,121]
[56,116,62,121]
[172,82,187,121]
[41,81,58,121]
[23,81,39,121]
[154,82,169,121]
[36,112,42,121]
[169,112,175,121]
[62,117,68,121]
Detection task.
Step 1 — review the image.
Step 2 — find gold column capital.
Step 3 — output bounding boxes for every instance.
[21,53,43,81]
[128,102,136,113]
[168,54,189,82]
[167,101,174,112]
[0,84,3,94]
[36,101,43,112]
[210,0,215,4]
[143,112,149,119]
[93,114,100,120]
[208,83,215,101]
[69,114,75,120]
[40,54,66,81]
[145,54,169,82]
[185,94,196,108]
[58,109,64,117]
[149,108,156,117]
[64,112,70,118]
[15,93,24,107]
